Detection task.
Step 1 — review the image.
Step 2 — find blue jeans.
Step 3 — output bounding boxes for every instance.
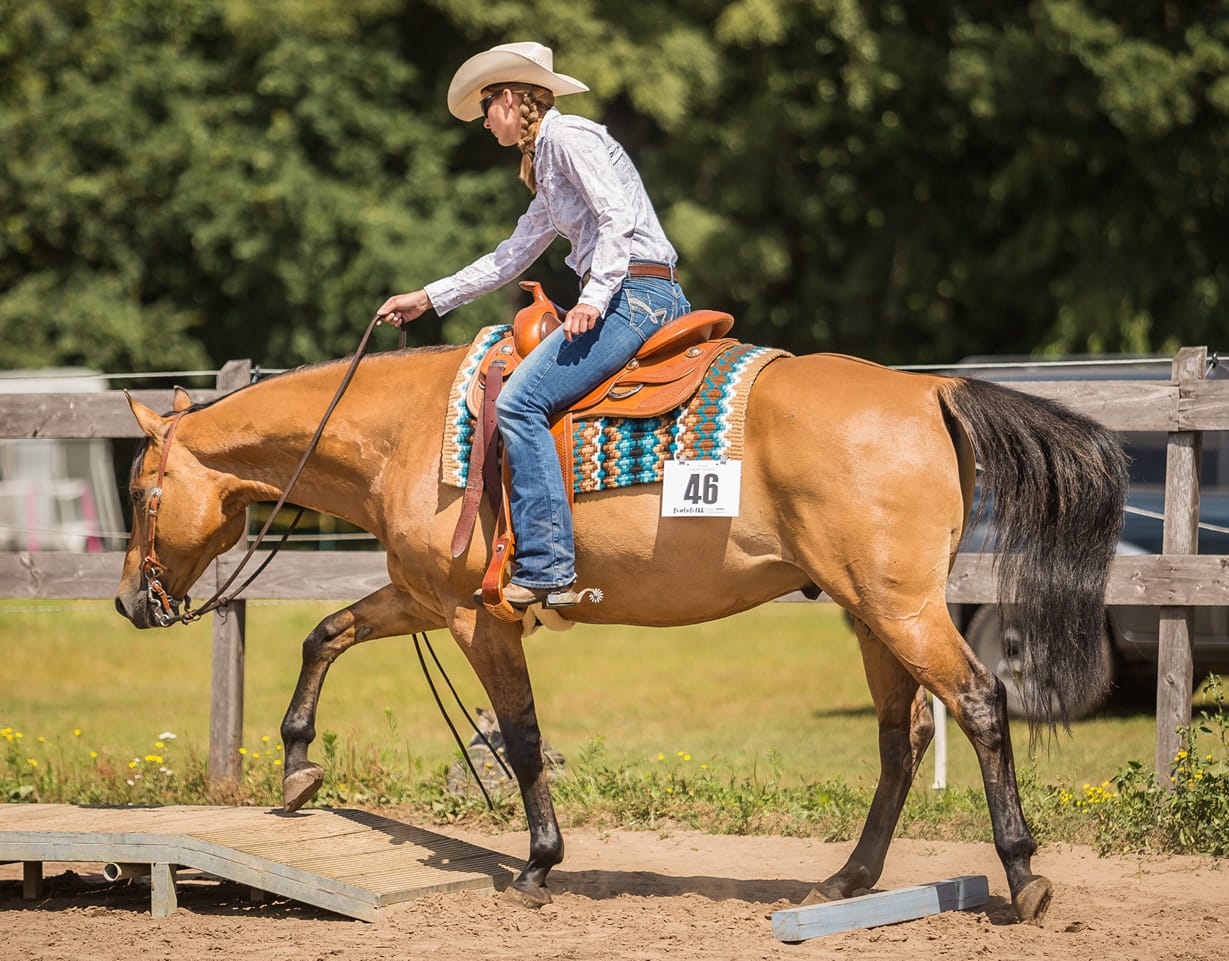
[496,275,691,588]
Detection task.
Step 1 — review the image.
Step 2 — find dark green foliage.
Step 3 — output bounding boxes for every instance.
[3,1,1227,371]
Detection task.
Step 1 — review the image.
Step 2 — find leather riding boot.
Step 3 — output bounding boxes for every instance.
[503,582,580,609]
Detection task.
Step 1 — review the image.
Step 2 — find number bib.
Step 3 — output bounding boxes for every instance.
[661,460,742,517]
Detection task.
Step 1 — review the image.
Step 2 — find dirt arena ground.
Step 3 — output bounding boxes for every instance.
[2,824,1225,960]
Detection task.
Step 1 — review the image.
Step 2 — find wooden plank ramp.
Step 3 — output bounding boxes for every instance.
[0,804,515,921]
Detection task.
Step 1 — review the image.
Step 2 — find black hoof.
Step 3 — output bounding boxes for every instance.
[1013,875,1053,923]
[799,880,845,906]
[503,878,553,909]
[282,762,324,812]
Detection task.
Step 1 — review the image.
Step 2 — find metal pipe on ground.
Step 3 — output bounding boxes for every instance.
[102,862,151,882]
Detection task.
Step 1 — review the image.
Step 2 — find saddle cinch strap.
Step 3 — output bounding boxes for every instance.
[454,281,735,619]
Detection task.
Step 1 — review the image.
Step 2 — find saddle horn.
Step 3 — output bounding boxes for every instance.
[512,281,562,357]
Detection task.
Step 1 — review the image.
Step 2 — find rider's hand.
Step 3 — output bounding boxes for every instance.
[377,290,432,327]
[563,303,601,341]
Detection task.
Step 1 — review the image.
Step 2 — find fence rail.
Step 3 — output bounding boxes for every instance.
[1,349,1222,781]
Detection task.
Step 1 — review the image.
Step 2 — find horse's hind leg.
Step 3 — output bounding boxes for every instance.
[805,617,934,903]
[280,584,443,811]
[881,609,1051,923]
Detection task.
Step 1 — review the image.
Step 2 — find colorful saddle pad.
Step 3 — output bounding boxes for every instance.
[441,324,789,496]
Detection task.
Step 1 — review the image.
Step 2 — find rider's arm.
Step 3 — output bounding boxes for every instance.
[423,195,556,317]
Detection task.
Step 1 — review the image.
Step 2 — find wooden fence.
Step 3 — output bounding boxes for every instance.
[2,348,1226,782]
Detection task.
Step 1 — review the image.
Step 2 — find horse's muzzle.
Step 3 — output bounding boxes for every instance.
[114,593,167,630]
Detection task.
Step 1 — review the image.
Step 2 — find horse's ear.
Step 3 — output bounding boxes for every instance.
[124,390,164,438]
[171,386,192,412]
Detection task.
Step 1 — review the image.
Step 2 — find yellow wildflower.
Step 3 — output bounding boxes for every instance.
[26,758,37,768]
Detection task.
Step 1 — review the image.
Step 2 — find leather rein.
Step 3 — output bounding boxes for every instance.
[141,313,389,626]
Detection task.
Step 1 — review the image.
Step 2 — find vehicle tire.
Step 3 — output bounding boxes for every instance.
[965,605,1115,721]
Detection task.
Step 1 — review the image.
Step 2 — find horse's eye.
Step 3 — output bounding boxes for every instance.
[129,488,145,506]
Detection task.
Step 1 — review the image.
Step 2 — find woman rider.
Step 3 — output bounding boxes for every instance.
[377,41,690,610]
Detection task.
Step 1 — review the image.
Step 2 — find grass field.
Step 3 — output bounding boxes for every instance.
[0,598,1173,794]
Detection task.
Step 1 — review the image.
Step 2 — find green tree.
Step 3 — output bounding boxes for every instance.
[0,0,512,370]
[2,0,1227,372]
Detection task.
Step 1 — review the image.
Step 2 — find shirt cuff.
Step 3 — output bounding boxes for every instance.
[422,278,461,317]
[577,282,616,316]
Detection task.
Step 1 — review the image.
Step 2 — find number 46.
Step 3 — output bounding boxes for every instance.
[683,472,720,505]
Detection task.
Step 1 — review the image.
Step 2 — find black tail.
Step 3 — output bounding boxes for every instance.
[940,377,1128,733]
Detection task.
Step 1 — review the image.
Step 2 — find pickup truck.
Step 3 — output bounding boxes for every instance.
[955,356,1229,719]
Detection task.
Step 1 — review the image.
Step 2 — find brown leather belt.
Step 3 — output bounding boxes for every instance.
[627,261,678,281]
[582,261,678,286]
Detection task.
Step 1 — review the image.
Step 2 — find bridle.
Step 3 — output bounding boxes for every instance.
[138,313,390,626]
[140,410,190,626]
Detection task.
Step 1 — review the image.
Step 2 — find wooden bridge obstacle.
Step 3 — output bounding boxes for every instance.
[0,804,514,921]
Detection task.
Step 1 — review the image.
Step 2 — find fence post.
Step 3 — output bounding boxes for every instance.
[208,360,251,785]
[1154,347,1205,782]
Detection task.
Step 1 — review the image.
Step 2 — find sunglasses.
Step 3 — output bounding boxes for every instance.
[480,92,498,119]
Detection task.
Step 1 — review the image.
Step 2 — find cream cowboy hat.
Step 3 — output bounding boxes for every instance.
[447,41,589,121]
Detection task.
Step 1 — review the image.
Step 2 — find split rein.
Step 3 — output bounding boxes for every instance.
[142,318,512,807]
[141,313,390,627]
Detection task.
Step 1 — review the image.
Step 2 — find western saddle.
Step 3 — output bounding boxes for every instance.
[456,280,736,619]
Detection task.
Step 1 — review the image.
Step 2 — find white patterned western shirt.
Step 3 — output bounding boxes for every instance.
[423,108,677,317]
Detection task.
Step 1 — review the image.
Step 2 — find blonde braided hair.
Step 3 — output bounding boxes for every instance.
[485,84,555,193]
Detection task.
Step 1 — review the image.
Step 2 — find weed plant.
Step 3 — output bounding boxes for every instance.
[1047,674,1229,856]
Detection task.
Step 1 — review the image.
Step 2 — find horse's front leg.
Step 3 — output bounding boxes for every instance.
[281,583,444,811]
[450,607,563,908]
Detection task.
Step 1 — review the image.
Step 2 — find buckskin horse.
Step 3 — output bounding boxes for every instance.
[114,336,1126,922]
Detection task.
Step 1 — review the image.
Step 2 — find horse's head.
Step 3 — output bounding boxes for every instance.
[114,388,248,628]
